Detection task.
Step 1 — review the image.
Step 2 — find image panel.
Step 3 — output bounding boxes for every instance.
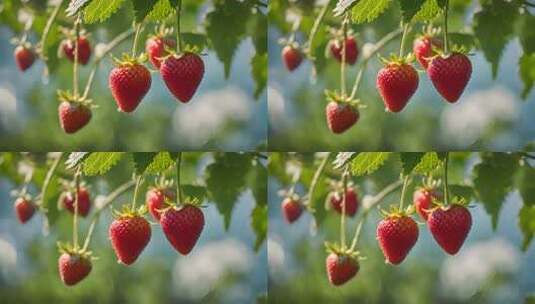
[0,1,267,151]
[268,152,535,303]
[0,152,267,303]
[268,1,535,151]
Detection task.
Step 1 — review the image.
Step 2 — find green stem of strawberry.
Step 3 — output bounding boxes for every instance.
[305,153,331,212]
[37,153,64,210]
[72,166,82,249]
[443,152,450,205]
[176,0,183,53]
[340,166,350,249]
[349,28,403,100]
[398,175,410,210]
[349,179,403,251]
[176,152,183,205]
[288,15,302,44]
[306,0,334,58]
[443,0,450,54]
[38,0,64,61]
[73,15,81,97]
[340,14,349,97]
[131,22,143,57]
[287,165,302,197]
[130,175,143,210]
[82,29,134,100]
[399,22,410,57]
[82,180,136,251]
[20,167,34,197]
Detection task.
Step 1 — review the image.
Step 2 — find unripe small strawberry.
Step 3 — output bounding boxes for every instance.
[377,60,419,113]
[146,36,175,69]
[427,52,472,103]
[14,45,35,71]
[428,204,472,255]
[377,214,419,265]
[329,188,359,217]
[61,36,92,65]
[109,60,152,112]
[109,214,152,265]
[413,35,443,69]
[160,204,205,255]
[281,198,303,223]
[15,197,35,224]
[58,252,92,286]
[58,101,92,134]
[62,187,91,217]
[282,45,302,71]
[329,36,359,65]
[326,253,359,286]
[325,101,359,134]
[160,53,204,103]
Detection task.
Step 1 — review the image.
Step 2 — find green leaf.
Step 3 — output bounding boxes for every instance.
[351,0,392,24]
[132,0,159,22]
[182,184,207,202]
[449,184,473,202]
[519,13,535,54]
[182,33,207,51]
[66,0,93,16]
[413,152,442,174]
[333,152,357,170]
[412,0,441,22]
[399,152,425,175]
[399,0,425,23]
[249,161,267,206]
[65,152,90,169]
[83,0,126,24]
[519,53,535,99]
[205,0,252,78]
[350,152,391,176]
[132,153,157,175]
[147,0,175,21]
[145,152,176,174]
[82,152,125,176]
[205,153,252,229]
[473,2,519,78]
[449,33,476,52]
[519,205,535,250]
[473,153,518,229]
[517,165,535,206]
[251,205,267,251]
[251,53,267,99]
[333,0,358,16]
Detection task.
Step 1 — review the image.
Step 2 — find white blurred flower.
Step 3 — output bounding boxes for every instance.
[0,237,17,277]
[171,87,251,146]
[268,85,286,131]
[439,238,520,300]
[172,239,253,301]
[0,84,18,127]
[267,237,285,275]
[440,87,519,146]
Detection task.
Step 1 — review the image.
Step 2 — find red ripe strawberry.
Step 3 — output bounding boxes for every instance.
[62,187,91,217]
[109,61,152,112]
[377,60,419,113]
[427,53,472,103]
[329,188,359,217]
[58,101,92,134]
[58,252,92,286]
[61,36,92,65]
[376,214,419,265]
[428,204,472,255]
[325,101,359,134]
[413,188,442,220]
[330,36,359,65]
[109,214,152,265]
[281,198,303,223]
[146,188,175,221]
[160,53,205,103]
[326,253,359,286]
[160,204,204,255]
[15,197,35,224]
[282,45,302,71]
[413,35,443,69]
[14,45,35,71]
[146,36,175,69]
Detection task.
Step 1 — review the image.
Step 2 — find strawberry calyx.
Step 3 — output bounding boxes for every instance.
[328,179,356,193]
[379,205,415,219]
[59,26,90,41]
[159,198,205,214]
[160,44,204,63]
[112,204,148,219]
[151,24,174,40]
[112,53,148,67]
[429,45,471,60]
[327,26,356,41]
[379,53,415,66]
[427,197,470,213]
[10,36,33,50]
[57,242,94,260]
[57,90,95,109]
[324,241,362,260]
[324,90,364,110]
[418,176,441,193]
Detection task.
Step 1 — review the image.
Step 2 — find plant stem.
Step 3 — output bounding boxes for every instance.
[443,0,449,54]
[288,15,302,43]
[82,180,136,251]
[131,22,143,57]
[306,0,334,58]
[349,179,403,251]
[82,29,134,99]
[288,165,302,197]
[38,0,64,60]
[38,153,64,209]
[72,166,81,249]
[176,0,183,52]
[305,153,331,212]
[443,152,450,205]
[73,15,81,97]
[399,22,410,57]
[340,15,349,97]
[340,166,349,249]
[398,175,410,210]
[130,175,142,209]
[176,153,183,205]
[349,28,403,100]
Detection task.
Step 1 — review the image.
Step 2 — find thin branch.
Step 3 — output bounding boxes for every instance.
[37,0,64,61]
[305,153,331,212]
[305,0,334,58]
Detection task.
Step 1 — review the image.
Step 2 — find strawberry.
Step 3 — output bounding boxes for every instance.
[428,204,472,255]
[146,187,175,221]
[109,57,152,113]
[160,204,204,255]
[329,188,359,217]
[62,187,91,217]
[326,252,359,286]
[413,188,442,220]
[329,36,359,65]
[376,212,419,265]
[325,101,359,134]
[58,252,92,286]
[15,197,35,224]
[282,45,302,71]
[281,197,303,223]
[427,52,472,103]
[413,35,443,69]
[58,100,92,134]
[146,36,175,69]
[160,53,204,103]
[109,209,152,265]
[61,36,92,65]
[14,45,35,72]
[376,58,419,113]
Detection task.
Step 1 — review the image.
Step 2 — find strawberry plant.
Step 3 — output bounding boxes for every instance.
[269,152,535,301]
[0,152,267,294]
